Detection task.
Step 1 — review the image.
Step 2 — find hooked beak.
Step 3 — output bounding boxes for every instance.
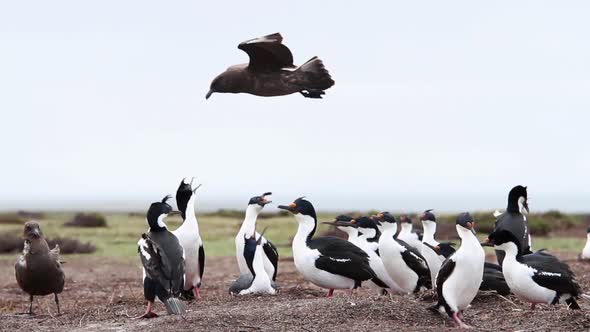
[205,89,214,100]
[169,211,181,216]
[481,238,494,247]
[28,228,41,238]
[192,183,202,194]
[277,204,296,213]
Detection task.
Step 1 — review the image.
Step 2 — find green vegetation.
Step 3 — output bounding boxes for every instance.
[0,210,587,260]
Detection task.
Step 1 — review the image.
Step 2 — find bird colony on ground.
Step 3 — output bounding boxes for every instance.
[12,33,590,330]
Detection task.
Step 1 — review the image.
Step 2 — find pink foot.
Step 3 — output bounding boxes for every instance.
[326,289,334,298]
[193,287,202,300]
[452,312,471,329]
[134,302,159,319]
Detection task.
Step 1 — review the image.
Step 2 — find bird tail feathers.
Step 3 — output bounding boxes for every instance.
[164,297,187,315]
[298,56,335,91]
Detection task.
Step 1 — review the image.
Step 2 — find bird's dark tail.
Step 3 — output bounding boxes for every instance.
[298,56,335,98]
[164,297,187,315]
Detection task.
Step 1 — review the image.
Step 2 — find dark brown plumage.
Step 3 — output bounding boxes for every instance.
[15,221,65,315]
[206,33,335,99]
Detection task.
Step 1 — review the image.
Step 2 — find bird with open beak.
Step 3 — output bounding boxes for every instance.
[15,221,65,315]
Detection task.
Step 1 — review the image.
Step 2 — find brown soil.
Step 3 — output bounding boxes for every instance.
[2,254,590,331]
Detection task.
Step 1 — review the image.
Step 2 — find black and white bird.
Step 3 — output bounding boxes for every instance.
[432,213,485,329]
[397,215,423,250]
[237,228,277,295]
[173,178,205,300]
[206,33,334,99]
[374,212,431,294]
[323,216,404,295]
[235,192,278,283]
[15,221,65,315]
[487,229,581,310]
[278,198,375,298]
[419,209,451,288]
[137,196,187,318]
[493,185,532,265]
[580,226,590,260]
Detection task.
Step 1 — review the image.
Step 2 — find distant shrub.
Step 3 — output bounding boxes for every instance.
[0,232,24,253]
[0,232,96,254]
[16,210,45,219]
[64,213,107,227]
[0,213,26,225]
[204,209,289,219]
[47,237,96,254]
[528,218,551,236]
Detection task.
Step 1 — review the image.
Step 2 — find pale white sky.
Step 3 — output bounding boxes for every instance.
[1,1,589,212]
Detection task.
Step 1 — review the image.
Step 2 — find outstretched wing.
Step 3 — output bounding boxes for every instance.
[312,237,375,282]
[262,239,279,281]
[238,33,294,71]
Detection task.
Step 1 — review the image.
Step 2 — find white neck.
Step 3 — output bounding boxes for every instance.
[421,220,437,244]
[497,242,519,267]
[183,194,199,227]
[456,225,479,247]
[240,205,261,236]
[293,214,316,248]
[518,196,528,214]
[400,223,412,235]
[358,228,376,241]
[380,223,397,239]
[338,227,358,241]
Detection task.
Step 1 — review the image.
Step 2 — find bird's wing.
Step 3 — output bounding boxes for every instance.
[484,261,503,272]
[436,256,456,298]
[481,266,511,295]
[312,237,374,281]
[262,238,279,281]
[238,33,294,71]
[138,234,173,292]
[522,253,581,295]
[437,242,456,258]
[398,239,431,288]
[243,236,257,276]
[198,244,205,280]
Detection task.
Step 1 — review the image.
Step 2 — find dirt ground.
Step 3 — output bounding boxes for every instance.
[2,254,590,332]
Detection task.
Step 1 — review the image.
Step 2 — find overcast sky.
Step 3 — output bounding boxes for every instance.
[1,1,589,212]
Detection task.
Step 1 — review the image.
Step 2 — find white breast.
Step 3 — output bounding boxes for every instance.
[502,259,556,304]
[173,222,203,290]
[441,244,485,312]
[582,235,590,259]
[378,237,418,294]
[421,244,442,289]
[292,240,355,290]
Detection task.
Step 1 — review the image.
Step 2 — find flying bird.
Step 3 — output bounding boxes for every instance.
[15,221,65,315]
[206,33,335,99]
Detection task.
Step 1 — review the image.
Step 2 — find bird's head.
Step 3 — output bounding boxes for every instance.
[146,195,179,230]
[455,212,477,236]
[484,229,521,255]
[508,185,529,214]
[23,221,42,240]
[248,192,272,212]
[372,212,397,232]
[278,197,317,224]
[176,177,201,217]
[322,215,356,234]
[206,70,242,99]
[352,216,379,237]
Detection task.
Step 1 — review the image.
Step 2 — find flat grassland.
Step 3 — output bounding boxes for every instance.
[1,212,590,331]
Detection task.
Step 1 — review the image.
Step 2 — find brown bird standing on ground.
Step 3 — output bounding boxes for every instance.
[206,33,335,99]
[15,221,65,315]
